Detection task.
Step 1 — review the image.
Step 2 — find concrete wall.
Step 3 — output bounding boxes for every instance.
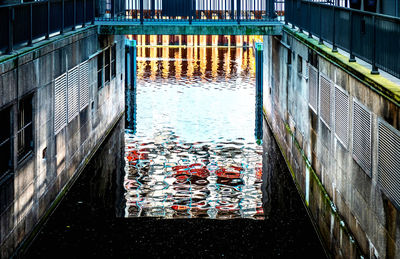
[0,26,125,257]
[263,27,400,258]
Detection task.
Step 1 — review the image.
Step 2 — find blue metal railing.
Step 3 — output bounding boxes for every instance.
[286,0,400,77]
[0,0,94,54]
[98,0,281,24]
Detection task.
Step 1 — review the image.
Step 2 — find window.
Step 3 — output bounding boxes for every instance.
[297,55,303,75]
[97,52,103,89]
[17,94,33,162]
[111,44,116,79]
[287,49,292,65]
[0,107,12,177]
[105,48,111,84]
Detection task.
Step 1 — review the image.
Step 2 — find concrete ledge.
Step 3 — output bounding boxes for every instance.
[284,25,400,108]
[97,22,283,35]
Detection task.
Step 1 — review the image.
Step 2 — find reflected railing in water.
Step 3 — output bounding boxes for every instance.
[124,44,264,219]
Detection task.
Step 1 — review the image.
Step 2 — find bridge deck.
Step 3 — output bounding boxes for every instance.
[96,20,283,35]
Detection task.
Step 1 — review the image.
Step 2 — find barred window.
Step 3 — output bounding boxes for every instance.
[97,52,103,89]
[111,44,116,79]
[17,94,34,162]
[0,107,12,177]
[105,48,111,83]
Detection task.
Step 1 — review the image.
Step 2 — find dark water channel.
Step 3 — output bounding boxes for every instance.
[24,46,325,257]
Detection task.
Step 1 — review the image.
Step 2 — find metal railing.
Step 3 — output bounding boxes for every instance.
[98,0,281,23]
[0,0,94,54]
[286,0,400,77]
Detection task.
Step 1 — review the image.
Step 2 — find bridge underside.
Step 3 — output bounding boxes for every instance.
[96,21,282,35]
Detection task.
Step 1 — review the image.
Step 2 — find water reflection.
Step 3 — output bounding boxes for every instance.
[124,46,263,219]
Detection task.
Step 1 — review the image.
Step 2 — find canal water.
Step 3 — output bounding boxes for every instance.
[24,45,326,257]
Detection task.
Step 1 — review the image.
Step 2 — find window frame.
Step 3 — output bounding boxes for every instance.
[0,106,13,179]
[17,94,34,164]
[104,47,111,84]
[111,44,116,79]
[97,51,104,89]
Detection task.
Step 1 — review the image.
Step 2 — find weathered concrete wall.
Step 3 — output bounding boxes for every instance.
[0,26,125,257]
[263,26,400,258]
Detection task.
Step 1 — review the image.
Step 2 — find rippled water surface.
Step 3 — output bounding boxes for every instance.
[124,46,264,219]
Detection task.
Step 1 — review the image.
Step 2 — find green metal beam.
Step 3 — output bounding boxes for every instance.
[96,22,283,35]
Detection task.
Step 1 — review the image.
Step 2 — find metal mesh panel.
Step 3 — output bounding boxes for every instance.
[308,65,318,114]
[352,100,372,175]
[68,66,80,122]
[319,73,332,128]
[334,85,349,148]
[378,120,400,208]
[54,73,67,135]
[79,61,90,110]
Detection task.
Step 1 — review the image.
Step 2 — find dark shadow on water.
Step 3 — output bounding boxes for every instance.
[22,116,326,258]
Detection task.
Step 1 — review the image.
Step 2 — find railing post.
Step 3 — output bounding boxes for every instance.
[111,0,115,18]
[332,5,337,52]
[189,0,192,24]
[151,0,155,18]
[83,0,86,26]
[28,4,33,46]
[267,0,275,19]
[140,0,144,24]
[371,15,379,74]
[292,0,295,29]
[61,0,65,34]
[46,0,50,39]
[308,2,312,38]
[231,0,235,20]
[7,7,14,54]
[92,0,95,24]
[73,0,76,30]
[237,0,240,24]
[319,4,323,44]
[349,10,355,62]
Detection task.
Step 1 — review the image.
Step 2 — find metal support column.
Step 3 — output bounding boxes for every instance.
[125,39,137,132]
[255,42,263,142]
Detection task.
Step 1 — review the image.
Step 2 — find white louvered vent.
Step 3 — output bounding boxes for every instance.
[68,66,80,122]
[352,100,372,176]
[308,65,318,113]
[54,73,67,135]
[319,73,332,128]
[378,120,400,208]
[334,85,350,148]
[79,61,90,110]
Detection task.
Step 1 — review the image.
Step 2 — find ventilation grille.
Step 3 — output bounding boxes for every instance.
[378,120,400,208]
[319,73,332,128]
[335,85,350,148]
[54,73,67,135]
[352,100,372,175]
[79,61,90,110]
[308,65,318,113]
[68,66,80,122]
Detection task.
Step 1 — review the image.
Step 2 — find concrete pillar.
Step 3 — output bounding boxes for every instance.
[254,42,263,141]
[125,39,137,132]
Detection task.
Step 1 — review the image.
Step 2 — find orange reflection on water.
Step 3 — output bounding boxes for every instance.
[134,37,257,84]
